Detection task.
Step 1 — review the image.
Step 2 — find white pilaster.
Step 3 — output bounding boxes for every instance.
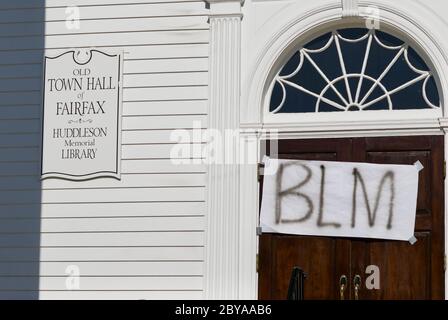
[205,0,244,299]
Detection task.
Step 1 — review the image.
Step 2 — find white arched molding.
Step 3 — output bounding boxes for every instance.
[205,0,245,299]
[242,0,448,133]
[240,0,448,299]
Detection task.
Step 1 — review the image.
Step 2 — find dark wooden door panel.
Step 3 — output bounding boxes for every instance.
[351,232,431,300]
[259,235,348,300]
[258,136,444,300]
[258,138,352,300]
[351,136,444,299]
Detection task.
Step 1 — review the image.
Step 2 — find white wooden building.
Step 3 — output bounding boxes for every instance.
[0,0,447,300]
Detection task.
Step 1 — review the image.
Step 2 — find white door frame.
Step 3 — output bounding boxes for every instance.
[236,0,448,299]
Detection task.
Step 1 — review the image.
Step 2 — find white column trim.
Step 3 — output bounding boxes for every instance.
[205,0,243,299]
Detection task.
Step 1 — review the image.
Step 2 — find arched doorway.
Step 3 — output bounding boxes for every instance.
[249,22,446,300]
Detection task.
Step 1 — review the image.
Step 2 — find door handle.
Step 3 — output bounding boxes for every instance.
[339,275,347,300]
[353,275,361,300]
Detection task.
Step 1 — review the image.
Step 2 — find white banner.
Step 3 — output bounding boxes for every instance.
[260,158,420,242]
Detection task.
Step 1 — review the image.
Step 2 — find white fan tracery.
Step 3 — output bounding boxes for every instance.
[271,29,440,113]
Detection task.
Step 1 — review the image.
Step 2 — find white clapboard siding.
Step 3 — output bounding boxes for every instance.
[122,160,206,174]
[39,290,203,300]
[125,129,206,144]
[0,127,205,148]
[0,44,209,65]
[122,144,204,160]
[0,187,205,204]
[0,0,200,9]
[0,3,208,23]
[0,30,209,51]
[0,106,40,119]
[0,0,209,299]
[123,100,208,116]
[0,120,40,133]
[0,59,207,81]
[8,202,205,219]
[0,277,203,291]
[0,134,40,147]
[0,247,204,262]
[0,290,203,300]
[0,216,205,233]
[0,173,206,190]
[0,73,208,94]
[123,87,207,101]
[0,115,205,134]
[123,73,208,88]
[122,115,206,130]
[0,261,204,276]
[0,80,42,92]
[0,147,39,162]
[0,232,204,247]
[0,202,206,219]
[0,161,205,176]
[0,16,209,37]
[124,58,208,73]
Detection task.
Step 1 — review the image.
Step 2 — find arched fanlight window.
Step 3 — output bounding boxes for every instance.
[269,28,440,113]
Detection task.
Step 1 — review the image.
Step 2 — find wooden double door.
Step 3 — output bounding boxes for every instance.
[258,136,445,300]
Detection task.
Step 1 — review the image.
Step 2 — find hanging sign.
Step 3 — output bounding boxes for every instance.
[260,158,421,242]
[41,49,123,180]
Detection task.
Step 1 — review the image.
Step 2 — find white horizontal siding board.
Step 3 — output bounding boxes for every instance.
[121,160,205,174]
[0,64,41,78]
[0,116,206,134]
[0,0,209,299]
[0,106,40,120]
[0,290,202,300]
[0,261,203,276]
[0,216,205,233]
[0,0,201,9]
[122,87,207,101]
[0,173,206,190]
[124,58,207,73]
[0,120,40,133]
[0,187,205,204]
[0,79,41,92]
[0,247,204,262]
[123,129,204,144]
[0,202,206,219]
[0,276,203,291]
[0,160,205,176]
[0,91,41,105]
[0,17,209,37]
[0,92,41,106]
[122,144,203,160]
[0,44,209,64]
[0,58,206,80]
[37,290,203,300]
[0,128,205,148]
[0,134,40,147]
[0,162,39,176]
[0,3,208,23]
[123,73,208,88]
[0,72,208,91]
[0,30,209,50]
[122,115,205,130]
[0,232,204,247]
[0,148,39,162]
[123,100,207,116]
